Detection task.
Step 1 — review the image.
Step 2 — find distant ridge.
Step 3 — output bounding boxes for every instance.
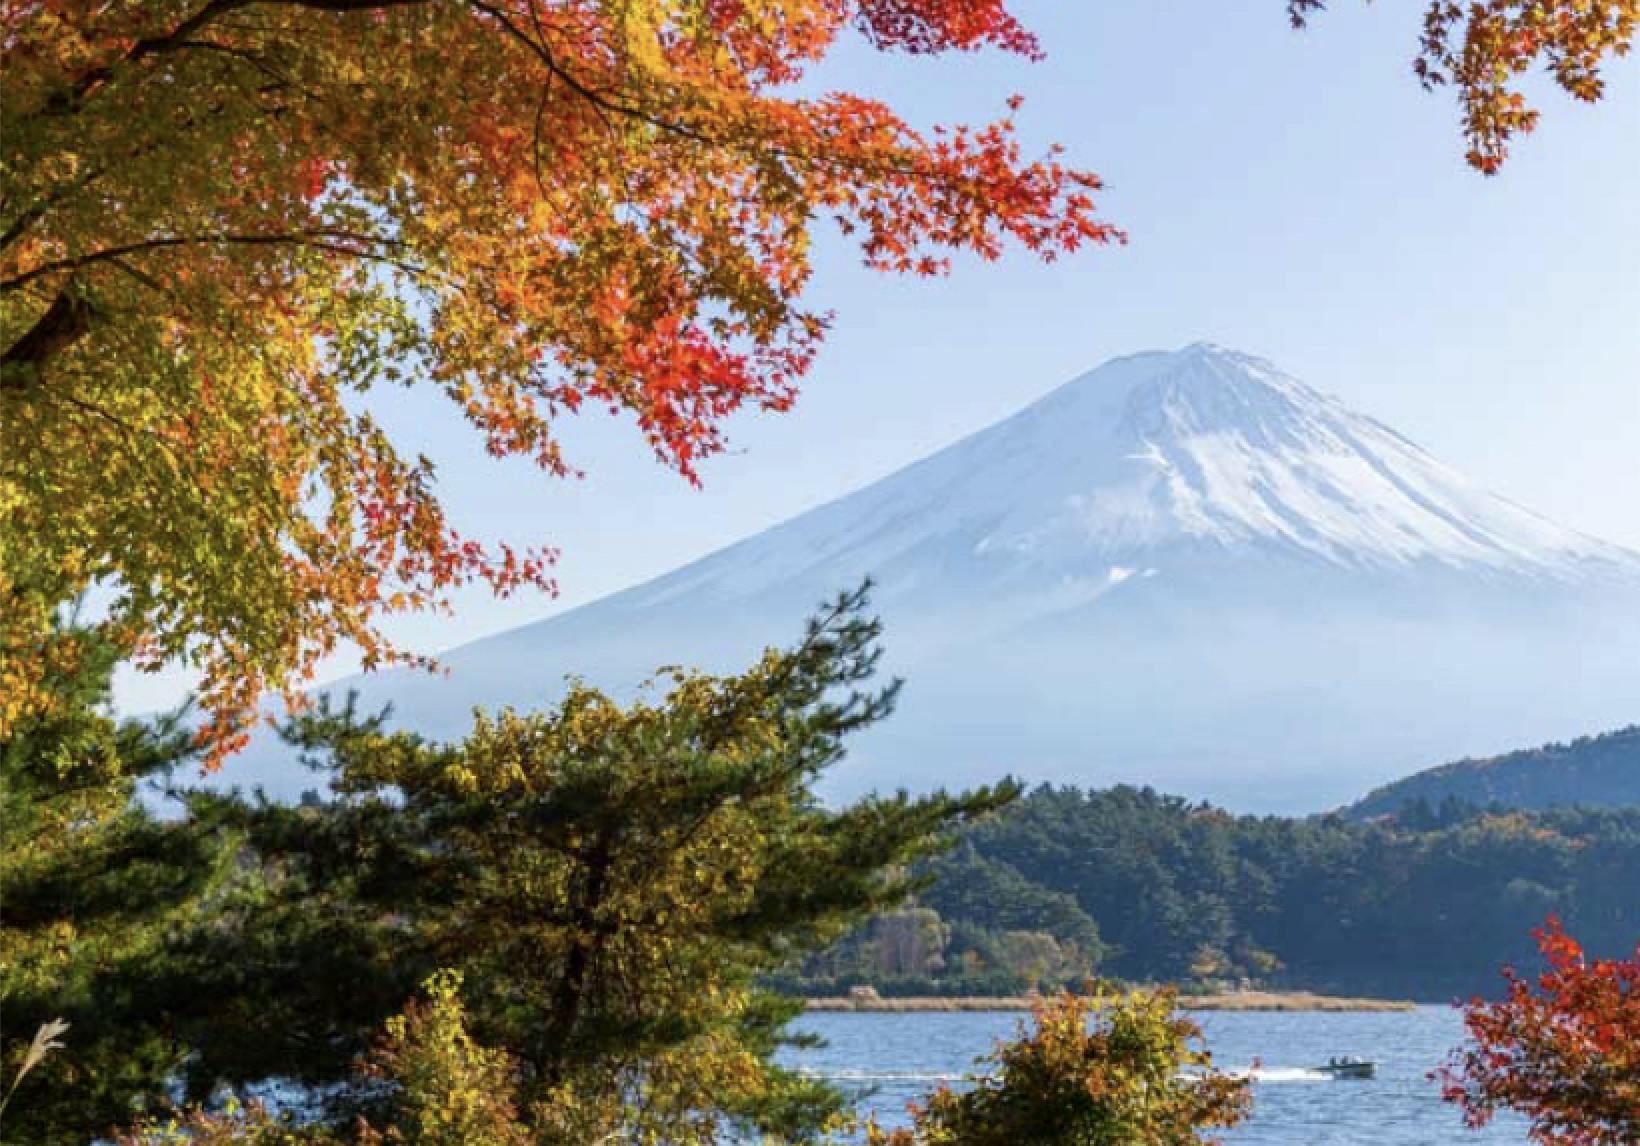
[1345,725,1640,820]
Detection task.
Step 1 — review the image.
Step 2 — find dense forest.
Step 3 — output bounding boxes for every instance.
[773,785,1640,1001]
[1347,725,1640,820]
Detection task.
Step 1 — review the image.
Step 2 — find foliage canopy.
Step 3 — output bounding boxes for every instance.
[782,784,1640,1000]
[0,0,1114,755]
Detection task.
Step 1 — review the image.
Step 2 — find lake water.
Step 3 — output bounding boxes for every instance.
[782,1006,1532,1144]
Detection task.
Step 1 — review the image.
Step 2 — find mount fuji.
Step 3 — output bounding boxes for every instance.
[238,344,1640,812]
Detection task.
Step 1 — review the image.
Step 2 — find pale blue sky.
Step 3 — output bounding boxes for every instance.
[117,1,1640,713]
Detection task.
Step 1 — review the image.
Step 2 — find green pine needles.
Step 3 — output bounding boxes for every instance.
[3,587,1026,1144]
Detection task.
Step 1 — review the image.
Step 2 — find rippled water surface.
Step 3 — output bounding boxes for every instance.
[782,1006,1531,1144]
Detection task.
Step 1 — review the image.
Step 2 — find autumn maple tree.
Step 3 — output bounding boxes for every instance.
[1438,918,1640,1146]
[0,0,1116,756]
[1292,0,1638,173]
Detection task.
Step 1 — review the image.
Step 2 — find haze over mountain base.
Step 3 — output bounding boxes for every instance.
[229,345,1640,812]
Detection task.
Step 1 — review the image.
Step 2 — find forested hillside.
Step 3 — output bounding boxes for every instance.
[1346,725,1640,821]
[774,786,1640,1001]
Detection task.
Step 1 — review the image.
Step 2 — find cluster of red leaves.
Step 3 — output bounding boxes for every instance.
[854,0,1042,58]
[1438,918,1640,1146]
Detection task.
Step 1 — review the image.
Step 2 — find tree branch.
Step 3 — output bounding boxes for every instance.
[1,230,425,295]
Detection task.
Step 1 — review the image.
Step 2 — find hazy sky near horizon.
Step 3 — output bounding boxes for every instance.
[116,1,1640,713]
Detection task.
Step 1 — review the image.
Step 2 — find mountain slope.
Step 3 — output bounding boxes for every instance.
[1346,724,1640,820]
[613,343,1635,596]
[234,344,1640,812]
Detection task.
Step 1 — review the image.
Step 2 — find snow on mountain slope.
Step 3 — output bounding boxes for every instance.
[229,344,1640,812]
[628,343,1635,602]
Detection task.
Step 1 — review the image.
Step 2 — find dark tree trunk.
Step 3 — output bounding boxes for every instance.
[2,287,93,390]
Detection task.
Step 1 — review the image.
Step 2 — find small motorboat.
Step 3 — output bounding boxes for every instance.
[1315,1056,1376,1080]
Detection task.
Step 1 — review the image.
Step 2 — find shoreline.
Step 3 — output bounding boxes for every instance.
[799,990,1417,1013]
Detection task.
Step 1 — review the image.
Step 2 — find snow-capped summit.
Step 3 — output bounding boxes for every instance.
[642,342,1633,602]
[1086,344,1629,578]
[237,345,1640,812]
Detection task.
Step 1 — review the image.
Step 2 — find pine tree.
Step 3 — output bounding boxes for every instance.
[0,624,243,1143]
[31,586,1004,1143]
[233,586,1015,1141]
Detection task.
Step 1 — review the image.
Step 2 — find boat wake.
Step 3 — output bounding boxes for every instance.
[1234,1067,1335,1084]
[801,1066,1341,1086]
[797,1069,965,1084]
